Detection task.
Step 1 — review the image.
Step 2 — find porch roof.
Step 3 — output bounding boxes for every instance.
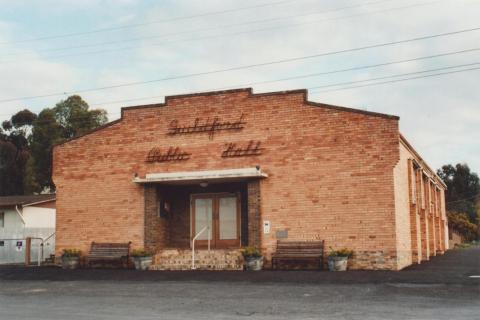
[133,167,268,185]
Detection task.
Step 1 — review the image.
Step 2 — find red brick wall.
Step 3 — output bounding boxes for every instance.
[53,88,421,269]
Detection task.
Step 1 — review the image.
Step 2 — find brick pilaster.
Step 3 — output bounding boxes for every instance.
[144,185,168,251]
[247,180,261,248]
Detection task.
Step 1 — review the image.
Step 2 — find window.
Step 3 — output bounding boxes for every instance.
[0,212,4,228]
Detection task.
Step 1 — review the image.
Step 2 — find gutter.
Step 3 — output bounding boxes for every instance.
[15,205,26,225]
[22,198,56,207]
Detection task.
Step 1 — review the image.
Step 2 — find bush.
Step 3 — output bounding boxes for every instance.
[62,248,81,257]
[241,246,262,258]
[448,212,478,241]
[328,247,353,258]
[131,249,153,258]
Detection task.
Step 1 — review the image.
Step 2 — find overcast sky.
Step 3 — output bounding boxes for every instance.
[0,0,479,173]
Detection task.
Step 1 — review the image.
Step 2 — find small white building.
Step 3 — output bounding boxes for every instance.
[0,194,56,265]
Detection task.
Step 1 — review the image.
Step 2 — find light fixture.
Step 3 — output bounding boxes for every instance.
[199,181,209,188]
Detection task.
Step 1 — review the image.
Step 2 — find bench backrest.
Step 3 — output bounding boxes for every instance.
[89,242,131,257]
[275,240,324,255]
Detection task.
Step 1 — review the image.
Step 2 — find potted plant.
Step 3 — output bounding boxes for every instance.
[241,246,263,271]
[327,247,353,271]
[61,248,81,269]
[131,249,153,271]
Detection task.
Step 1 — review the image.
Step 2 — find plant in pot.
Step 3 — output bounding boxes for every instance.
[131,249,153,271]
[241,246,263,271]
[327,247,353,271]
[61,248,81,269]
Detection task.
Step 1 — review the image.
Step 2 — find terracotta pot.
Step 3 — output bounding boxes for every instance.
[244,256,263,271]
[133,256,152,271]
[327,256,348,271]
[61,256,80,269]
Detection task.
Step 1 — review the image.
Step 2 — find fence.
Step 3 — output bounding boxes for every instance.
[0,233,55,266]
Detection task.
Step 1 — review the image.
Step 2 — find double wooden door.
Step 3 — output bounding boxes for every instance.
[191,193,240,248]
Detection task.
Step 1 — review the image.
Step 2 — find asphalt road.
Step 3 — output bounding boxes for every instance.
[0,247,479,320]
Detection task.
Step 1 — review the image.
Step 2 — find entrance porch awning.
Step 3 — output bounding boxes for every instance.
[133,167,268,185]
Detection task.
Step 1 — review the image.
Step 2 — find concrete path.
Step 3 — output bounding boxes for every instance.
[0,247,479,319]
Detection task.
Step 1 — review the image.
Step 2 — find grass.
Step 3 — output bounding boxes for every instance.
[454,240,479,249]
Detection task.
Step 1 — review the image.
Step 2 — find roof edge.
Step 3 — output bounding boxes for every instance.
[53,119,122,148]
[400,133,447,188]
[121,87,399,120]
[305,100,399,120]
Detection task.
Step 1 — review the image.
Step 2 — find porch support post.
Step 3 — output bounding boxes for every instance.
[247,180,261,248]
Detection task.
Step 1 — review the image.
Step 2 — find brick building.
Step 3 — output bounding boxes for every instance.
[53,88,448,270]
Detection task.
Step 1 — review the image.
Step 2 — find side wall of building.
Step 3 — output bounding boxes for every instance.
[393,138,447,269]
[393,143,413,270]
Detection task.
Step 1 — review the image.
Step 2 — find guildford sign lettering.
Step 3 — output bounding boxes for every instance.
[145,114,265,162]
[146,147,191,162]
[167,114,246,139]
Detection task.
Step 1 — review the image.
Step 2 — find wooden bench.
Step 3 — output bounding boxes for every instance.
[86,242,131,268]
[271,240,324,270]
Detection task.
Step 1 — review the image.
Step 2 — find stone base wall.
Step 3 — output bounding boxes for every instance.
[348,250,399,270]
[152,249,243,270]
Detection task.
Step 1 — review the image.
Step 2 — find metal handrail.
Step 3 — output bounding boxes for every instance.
[43,232,55,243]
[191,226,211,270]
[40,232,55,263]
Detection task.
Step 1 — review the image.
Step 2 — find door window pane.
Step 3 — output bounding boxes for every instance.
[219,197,237,240]
[194,198,212,240]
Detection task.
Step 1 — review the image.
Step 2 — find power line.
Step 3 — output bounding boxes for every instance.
[213,48,480,91]
[2,64,479,125]
[1,26,479,104]
[0,0,398,58]
[0,0,299,45]
[3,65,480,125]
[310,65,480,93]
[0,0,443,63]
[92,62,480,106]
[81,47,480,107]
[308,62,480,91]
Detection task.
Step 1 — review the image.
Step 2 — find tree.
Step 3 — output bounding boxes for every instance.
[437,163,480,222]
[52,95,107,139]
[30,95,108,191]
[11,109,37,130]
[0,110,36,195]
[0,95,107,195]
[30,109,64,192]
[438,163,480,241]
